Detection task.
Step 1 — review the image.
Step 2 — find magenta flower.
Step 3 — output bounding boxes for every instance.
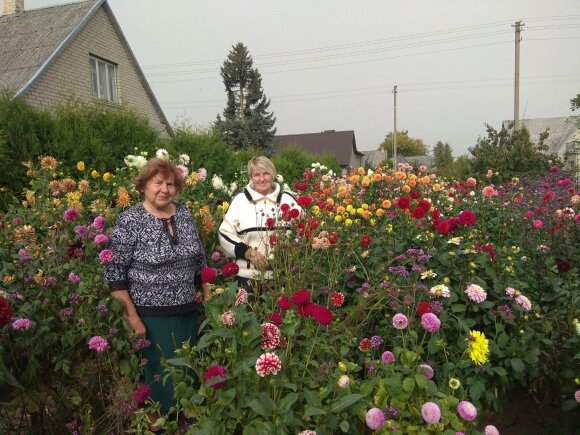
[421,401,441,424]
[204,365,227,389]
[88,335,109,353]
[64,208,79,222]
[94,234,109,245]
[421,313,441,333]
[392,313,408,329]
[98,249,113,264]
[457,400,477,421]
[465,283,487,303]
[574,390,580,403]
[381,351,395,364]
[365,407,386,430]
[211,251,221,261]
[75,225,89,238]
[11,318,32,330]
[255,352,282,377]
[91,215,106,231]
[532,219,543,229]
[133,384,151,405]
[68,272,81,284]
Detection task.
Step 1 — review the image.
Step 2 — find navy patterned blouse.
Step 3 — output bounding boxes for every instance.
[104,203,206,317]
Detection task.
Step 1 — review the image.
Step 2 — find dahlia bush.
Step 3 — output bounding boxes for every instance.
[1,153,578,434]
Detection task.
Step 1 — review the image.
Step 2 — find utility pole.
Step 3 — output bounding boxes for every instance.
[513,20,524,129]
[393,85,397,169]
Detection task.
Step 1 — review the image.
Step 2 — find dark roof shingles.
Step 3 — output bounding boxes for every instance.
[0,1,96,93]
[275,130,361,166]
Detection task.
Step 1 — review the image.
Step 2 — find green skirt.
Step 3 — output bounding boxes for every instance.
[141,313,199,412]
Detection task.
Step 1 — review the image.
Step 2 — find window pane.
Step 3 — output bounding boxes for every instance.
[98,61,107,100]
[107,63,117,102]
[90,58,98,97]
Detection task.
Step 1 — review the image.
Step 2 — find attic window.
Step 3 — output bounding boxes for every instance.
[90,56,118,103]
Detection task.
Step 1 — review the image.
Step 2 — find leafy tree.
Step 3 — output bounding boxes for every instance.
[436,155,472,179]
[273,145,340,185]
[378,130,428,158]
[432,140,454,168]
[214,43,276,153]
[468,123,560,181]
[570,93,580,111]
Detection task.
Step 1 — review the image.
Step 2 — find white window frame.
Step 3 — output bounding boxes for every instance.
[89,56,118,103]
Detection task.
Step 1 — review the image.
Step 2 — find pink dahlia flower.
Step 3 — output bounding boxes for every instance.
[381,351,395,364]
[221,310,235,326]
[392,313,409,329]
[88,335,109,353]
[11,318,32,331]
[255,352,282,377]
[465,283,487,303]
[365,407,386,430]
[457,400,477,421]
[235,288,248,306]
[419,364,434,380]
[421,402,441,424]
[484,425,500,435]
[421,312,441,333]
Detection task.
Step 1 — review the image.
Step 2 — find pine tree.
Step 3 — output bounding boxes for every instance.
[215,43,276,152]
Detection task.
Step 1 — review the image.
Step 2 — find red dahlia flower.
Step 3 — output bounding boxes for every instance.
[411,207,426,219]
[291,289,311,305]
[297,196,312,208]
[266,312,283,326]
[222,262,239,276]
[0,296,14,328]
[312,305,333,325]
[416,301,432,317]
[360,235,372,247]
[458,210,476,226]
[277,295,291,310]
[330,291,345,307]
[396,197,411,209]
[200,267,218,284]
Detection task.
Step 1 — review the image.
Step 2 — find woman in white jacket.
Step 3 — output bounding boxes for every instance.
[218,156,301,288]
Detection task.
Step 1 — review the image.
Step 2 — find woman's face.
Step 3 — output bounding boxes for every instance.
[142,172,176,211]
[251,169,274,195]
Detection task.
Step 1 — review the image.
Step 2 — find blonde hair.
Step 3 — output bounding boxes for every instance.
[247,156,277,179]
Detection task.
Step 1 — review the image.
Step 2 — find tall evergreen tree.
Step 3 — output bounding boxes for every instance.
[214,43,276,152]
[432,140,454,168]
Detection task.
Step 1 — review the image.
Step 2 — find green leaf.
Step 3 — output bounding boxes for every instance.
[402,377,416,394]
[451,304,466,313]
[304,406,326,417]
[278,392,299,414]
[329,394,364,413]
[468,381,485,401]
[414,373,428,390]
[248,392,275,417]
[510,358,525,372]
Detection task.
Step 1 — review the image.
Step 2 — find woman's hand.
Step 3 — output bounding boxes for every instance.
[202,283,212,303]
[248,250,267,271]
[126,313,146,336]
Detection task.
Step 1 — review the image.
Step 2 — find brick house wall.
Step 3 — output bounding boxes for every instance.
[23,6,170,138]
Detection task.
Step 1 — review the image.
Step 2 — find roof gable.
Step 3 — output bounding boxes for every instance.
[0,0,172,137]
[0,0,101,94]
[502,116,580,154]
[274,130,362,166]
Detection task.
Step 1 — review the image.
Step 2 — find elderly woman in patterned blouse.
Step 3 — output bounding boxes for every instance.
[104,158,210,430]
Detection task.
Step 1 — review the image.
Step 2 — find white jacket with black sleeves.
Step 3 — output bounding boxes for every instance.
[218,182,301,279]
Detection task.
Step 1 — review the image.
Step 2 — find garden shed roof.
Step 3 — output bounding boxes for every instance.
[274,130,363,167]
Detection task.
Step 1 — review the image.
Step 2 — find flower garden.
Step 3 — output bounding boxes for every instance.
[0,151,579,434]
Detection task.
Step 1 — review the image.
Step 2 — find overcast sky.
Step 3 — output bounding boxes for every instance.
[22,0,580,156]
